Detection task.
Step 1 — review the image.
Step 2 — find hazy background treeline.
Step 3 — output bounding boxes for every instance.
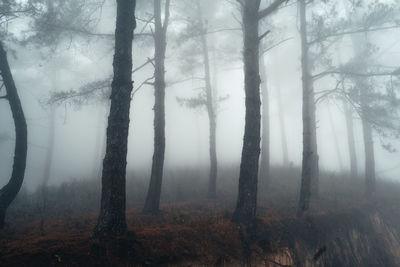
[0,0,399,193]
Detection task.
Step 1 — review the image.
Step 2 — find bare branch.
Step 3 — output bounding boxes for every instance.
[133,76,155,96]
[262,37,293,55]
[258,30,271,41]
[312,69,399,81]
[315,80,343,104]
[258,0,288,20]
[132,58,155,73]
[138,15,155,35]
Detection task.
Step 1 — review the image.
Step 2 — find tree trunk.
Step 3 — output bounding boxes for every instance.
[143,0,170,214]
[276,86,289,166]
[93,0,136,237]
[232,0,261,225]
[297,0,319,216]
[343,0,376,196]
[0,41,28,229]
[39,104,55,223]
[259,50,270,185]
[200,24,218,199]
[42,104,55,186]
[343,99,358,179]
[327,106,344,172]
[361,91,376,197]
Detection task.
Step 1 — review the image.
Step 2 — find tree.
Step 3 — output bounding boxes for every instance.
[296,0,400,214]
[174,0,226,199]
[232,0,288,225]
[297,0,319,217]
[93,0,136,238]
[0,41,28,229]
[0,0,101,229]
[343,91,358,179]
[276,84,289,166]
[143,0,171,214]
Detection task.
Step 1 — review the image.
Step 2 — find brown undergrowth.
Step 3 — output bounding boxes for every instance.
[0,202,243,266]
[2,167,400,266]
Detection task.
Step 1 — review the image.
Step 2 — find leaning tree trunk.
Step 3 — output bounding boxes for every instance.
[259,50,270,185]
[297,0,319,216]
[0,41,28,229]
[143,0,170,214]
[232,1,261,225]
[277,86,289,166]
[343,99,358,179]
[93,0,136,237]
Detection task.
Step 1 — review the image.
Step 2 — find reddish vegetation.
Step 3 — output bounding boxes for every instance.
[2,172,400,266]
[0,203,244,266]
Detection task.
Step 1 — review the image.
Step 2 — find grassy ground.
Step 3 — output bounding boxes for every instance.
[1,165,400,266]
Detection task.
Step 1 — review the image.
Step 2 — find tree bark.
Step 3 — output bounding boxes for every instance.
[0,41,28,229]
[232,0,262,225]
[276,86,289,166]
[259,50,270,184]
[93,0,136,237]
[343,99,358,179]
[143,0,170,214]
[297,0,319,217]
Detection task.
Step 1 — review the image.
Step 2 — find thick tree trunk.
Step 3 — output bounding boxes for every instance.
[143,0,170,214]
[297,0,319,216]
[232,1,261,225]
[343,99,358,179]
[276,86,289,166]
[259,51,270,184]
[0,41,28,229]
[93,0,136,237]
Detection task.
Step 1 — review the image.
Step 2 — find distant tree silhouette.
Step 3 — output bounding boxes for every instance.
[143,0,171,214]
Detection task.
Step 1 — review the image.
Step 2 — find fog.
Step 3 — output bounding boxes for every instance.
[1,1,399,192]
[1,0,400,265]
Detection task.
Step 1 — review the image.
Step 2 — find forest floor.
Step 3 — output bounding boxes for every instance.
[0,198,384,266]
[1,168,400,266]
